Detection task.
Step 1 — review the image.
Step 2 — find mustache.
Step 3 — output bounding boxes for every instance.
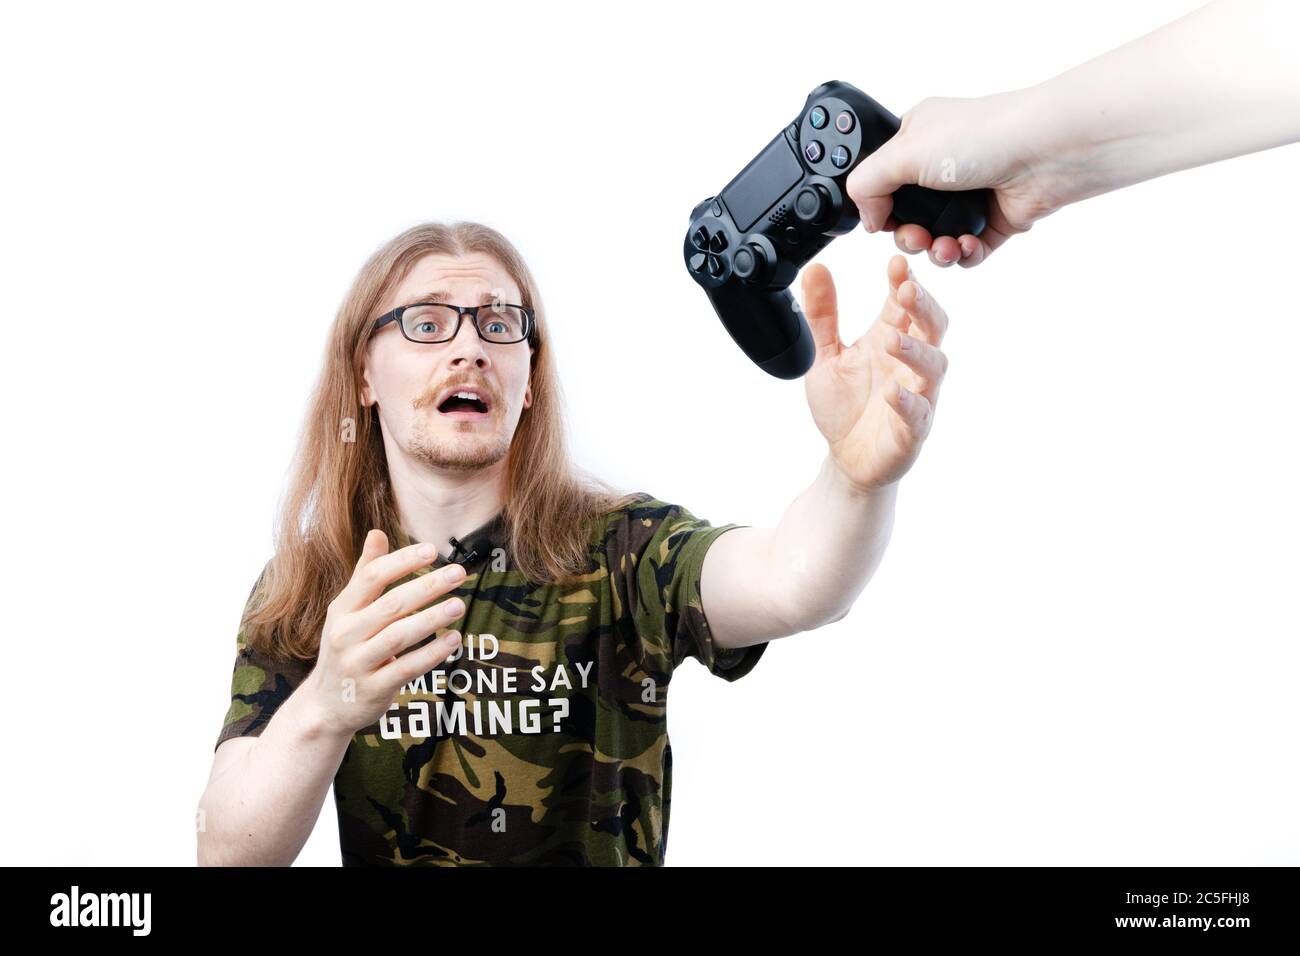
[414,380,495,410]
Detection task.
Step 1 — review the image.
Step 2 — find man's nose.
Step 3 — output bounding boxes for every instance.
[446,313,489,364]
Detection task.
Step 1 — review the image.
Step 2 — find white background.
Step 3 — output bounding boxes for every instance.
[2,0,1295,866]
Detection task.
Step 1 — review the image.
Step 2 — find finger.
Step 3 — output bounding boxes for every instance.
[893,223,932,254]
[353,561,468,641]
[929,235,962,267]
[879,255,916,328]
[801,263,843,362]
[845,134,913,233]
[357,528,388,568]
[356,588,468,671]
[884,380,934,438]
[374,629,463,689]
[879,297,910,329]
[954,198,1027,268]
[885,253,910,289]
[885,328,948,399]
[953,229,1005,268]
[873,256,908,328]
[956,234,987,267]
[338,535,451,613]
[898,277,949,345]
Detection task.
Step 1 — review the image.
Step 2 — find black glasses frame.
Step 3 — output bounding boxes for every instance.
[371,301,536,345]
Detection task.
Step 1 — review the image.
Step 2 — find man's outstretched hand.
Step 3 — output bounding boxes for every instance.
[801,254,950,493]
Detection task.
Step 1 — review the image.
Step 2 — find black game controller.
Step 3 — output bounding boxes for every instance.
[684,80,989,379]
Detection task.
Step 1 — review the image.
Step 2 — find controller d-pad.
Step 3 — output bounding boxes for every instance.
[688,222,730,279]
[688,251,726,277]
[689,250,727,277]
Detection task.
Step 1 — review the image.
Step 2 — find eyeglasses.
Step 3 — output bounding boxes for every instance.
[371,301,536,345]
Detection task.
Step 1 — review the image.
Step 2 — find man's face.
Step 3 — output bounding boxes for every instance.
[362,252,535,473]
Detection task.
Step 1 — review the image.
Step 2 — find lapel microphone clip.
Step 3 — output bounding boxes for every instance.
[446,535,479,566]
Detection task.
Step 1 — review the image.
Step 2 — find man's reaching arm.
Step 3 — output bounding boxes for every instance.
[701,255,950,649]
[702,453,895,649]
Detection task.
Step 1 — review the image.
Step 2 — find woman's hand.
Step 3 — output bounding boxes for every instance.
[801,255,950,492]
[846,90,1072,268]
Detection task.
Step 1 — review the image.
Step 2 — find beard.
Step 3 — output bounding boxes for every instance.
[407,410,512,472]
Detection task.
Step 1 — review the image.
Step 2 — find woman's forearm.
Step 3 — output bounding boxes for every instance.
[1024,0,1300,206]
[197,682,353,866]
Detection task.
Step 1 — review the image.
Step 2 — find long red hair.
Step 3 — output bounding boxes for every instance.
[242,221,641,663]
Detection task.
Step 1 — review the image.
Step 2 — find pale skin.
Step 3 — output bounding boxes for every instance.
[197,250,948,863]
[357,251,537,549]
[848,0,1300,268]
[198,252,537,865]
[704,253,949,646]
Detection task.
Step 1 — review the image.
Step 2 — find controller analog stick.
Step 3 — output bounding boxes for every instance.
[794,184,832,225]
[732,243,767,281]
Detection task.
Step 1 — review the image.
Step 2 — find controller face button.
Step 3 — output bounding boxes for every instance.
[689,252,708,273]
[707,254,726,278]
[809,106,829,129]
[834,110,855,133]
[830,145,851,168]
[803,140,824,163]
[692,226,710,250]
[709,232,728,252]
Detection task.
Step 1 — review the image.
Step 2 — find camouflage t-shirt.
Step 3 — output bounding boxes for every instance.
[214,492,768,865]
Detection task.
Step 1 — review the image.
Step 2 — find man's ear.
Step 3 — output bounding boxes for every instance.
[523,383,533,409]
[360,365,375,407]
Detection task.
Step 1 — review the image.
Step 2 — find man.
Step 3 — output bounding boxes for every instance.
[197,220,950,866]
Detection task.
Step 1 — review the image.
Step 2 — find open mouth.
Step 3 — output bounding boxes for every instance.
[436,390,492,420]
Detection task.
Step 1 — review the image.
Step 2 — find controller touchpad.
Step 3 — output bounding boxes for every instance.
[720,135,803,233]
